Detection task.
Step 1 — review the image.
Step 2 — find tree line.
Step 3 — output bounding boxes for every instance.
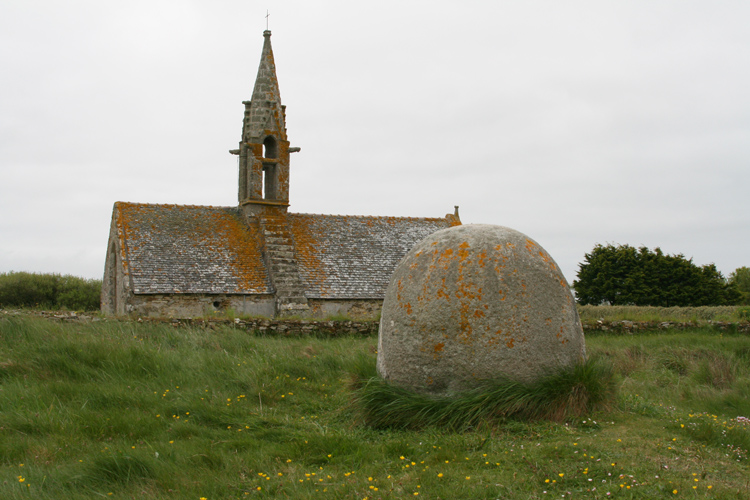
[573,244,748,307]
[0,272,102,311]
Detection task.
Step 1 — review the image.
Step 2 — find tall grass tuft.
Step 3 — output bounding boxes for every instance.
[352,357,615,430]
[694,352,736,388]
[84,454,156,485]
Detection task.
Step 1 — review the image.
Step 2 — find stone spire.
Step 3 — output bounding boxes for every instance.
[243,30,287,144]
[232,30,298,215]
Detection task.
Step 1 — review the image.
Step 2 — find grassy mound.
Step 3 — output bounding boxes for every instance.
[353,358,615,430]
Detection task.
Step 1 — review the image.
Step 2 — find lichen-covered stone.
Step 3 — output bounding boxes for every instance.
[377,224,585,395]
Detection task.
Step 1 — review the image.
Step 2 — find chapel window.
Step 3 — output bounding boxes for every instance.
[263,136,278,159]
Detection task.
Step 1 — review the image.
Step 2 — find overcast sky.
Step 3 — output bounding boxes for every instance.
[1,1,748,285]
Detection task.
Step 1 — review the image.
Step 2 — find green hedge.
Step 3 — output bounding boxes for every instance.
[0,272,101,311]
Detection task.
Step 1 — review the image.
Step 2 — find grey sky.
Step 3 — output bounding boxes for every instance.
[1,1,748,285]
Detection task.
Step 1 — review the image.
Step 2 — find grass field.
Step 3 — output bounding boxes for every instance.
[576,305,749,323]
[1,314,749,499]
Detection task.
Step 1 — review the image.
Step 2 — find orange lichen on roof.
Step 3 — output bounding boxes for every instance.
[114,202,272,295]
[111,201,455,299]
[287,212,454,299]
[286,213,329,298]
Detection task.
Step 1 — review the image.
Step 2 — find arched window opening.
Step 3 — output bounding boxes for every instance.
[262,164,277,199]
[263,136,278,159]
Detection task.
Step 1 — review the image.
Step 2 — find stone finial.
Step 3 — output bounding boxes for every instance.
[445,205,461,225]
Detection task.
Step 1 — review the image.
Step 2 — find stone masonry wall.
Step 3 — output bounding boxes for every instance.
[128,293,276,319]
[127,295,382,320]
[1,309,379,336]
[5,309,748,337]
[306,298,382,320]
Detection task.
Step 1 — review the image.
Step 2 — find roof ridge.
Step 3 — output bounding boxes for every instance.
[289,211,448,221]
[115,202,235,210]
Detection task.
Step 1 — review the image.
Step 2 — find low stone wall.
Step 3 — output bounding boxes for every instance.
[583,319,750,334]
[4,309,748,336]
[164,317,379,336]
[0,309,379,337]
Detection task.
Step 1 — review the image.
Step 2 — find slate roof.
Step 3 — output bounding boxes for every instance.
[114,202,455,299]
[114,202,272,295]
[288,213,454,299]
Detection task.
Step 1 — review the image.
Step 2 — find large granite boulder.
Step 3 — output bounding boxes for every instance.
[376,224,585,395]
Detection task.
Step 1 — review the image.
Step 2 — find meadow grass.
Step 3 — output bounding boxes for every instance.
[576,305,748,323]
[1,315,749,499]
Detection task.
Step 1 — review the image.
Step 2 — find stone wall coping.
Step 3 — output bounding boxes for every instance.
[583,319,750,333]
[3,309,748,335]
[1,309,378,336]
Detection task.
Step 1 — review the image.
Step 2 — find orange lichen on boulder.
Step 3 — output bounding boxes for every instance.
[377,224,585,395]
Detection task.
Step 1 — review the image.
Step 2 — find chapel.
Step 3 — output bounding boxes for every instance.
[101,30,460,318]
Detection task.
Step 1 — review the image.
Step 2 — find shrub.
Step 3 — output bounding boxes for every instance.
[729,267,750,305]
[574,244,740,306]
[0,271,101,310]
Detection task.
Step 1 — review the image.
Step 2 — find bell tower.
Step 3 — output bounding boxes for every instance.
[231,30,299,217]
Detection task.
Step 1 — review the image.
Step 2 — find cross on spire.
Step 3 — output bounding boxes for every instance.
[266,10,270,30]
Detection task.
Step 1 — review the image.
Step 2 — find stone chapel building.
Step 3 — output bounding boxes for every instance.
[101,30,460,318]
